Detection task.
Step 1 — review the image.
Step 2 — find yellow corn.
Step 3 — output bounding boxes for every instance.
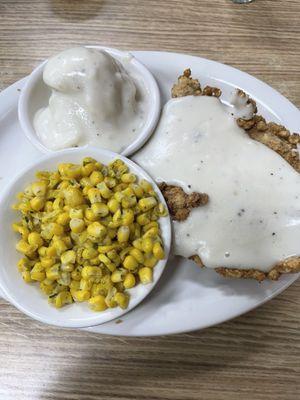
[90,170,104,186]
[91,202,109,217]
[153,242,165,260]
[22,270,32,283]
[82,247,98,260]
[121,173,136,183]
[114,292,129,309]
[16,240,37,256]
[132,238,143,251]
[53,197,64,210]
[12,157,165,312]
[61,263,75,273]
[57,212,70,225]
[111,270,125,283]
[117,226,130,243]
[89,295,107,311]
[70,218,85,233]
[49,222,64,236]
[79,279,93,291]
[53,239,67,255]
[123,255,138,271]
[87,222,106,238]
[123,273,136,289]
[28,232,43,247]
[30,197,45,211]
[64,187,83,207]
[142,237,154,253]
[129,248,144,264]
[122,209,134,226]
[46,265,60,280]
[31,181,47,197]
[71,269,81,281]
[139,267,153,284]
[97,182,112,199]
[140,179,153,193]
[144,255,158,268]
[81,162,96,177]
[40,257,55,268]
[61,250,76,264]
[87,188,102,204]
[69,208,84,219]
[138,197,157,212]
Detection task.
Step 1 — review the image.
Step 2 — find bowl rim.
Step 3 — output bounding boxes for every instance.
[18,45,161,157]
[0,146,171,328]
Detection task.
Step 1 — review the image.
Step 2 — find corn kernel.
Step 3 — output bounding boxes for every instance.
[91,202,109,217]
[53,197,64,210]
[138,197,157,212]
[139,267,153,284]
[123,273,136,289]
[137,213,150,226]
[87,222,106,238]
[57,212,70,225]
[123,255,138,271]
[82,247,98,260]
[64,187,83,207]
[111,270,125,283]
[144,255,158,268]
[122,209,134,226]
[121,173,136,183]
[89,295,107,311]
[70,218,85,233]
[132,238,143,251]
[153,242,165,260]
[82,266,102,281]
[130,248,144,264]
[97,182,112,199]
[30,197,45,211]
[90,170,104,186]
[53,239,67,255]
[142,237,154,253]
[61,250,76,264]
[79,279,93,291]
[49,222,64,236]
[16,240,37,256]
[41,257,56,268]
[140,179,153,193]
[46,264,60,280]
[22,270,32,283]
[117,226,130,243]
[87,188,102,204]
[28,232,43,248]
[114,292,129,309]
[69,208,84,219]
[31,181,47,197]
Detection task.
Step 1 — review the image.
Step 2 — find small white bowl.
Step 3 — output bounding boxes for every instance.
[18,46,161,157]
[0,147,171,328]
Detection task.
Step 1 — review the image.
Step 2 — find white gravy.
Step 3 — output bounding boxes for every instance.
[34,47,148,152]
[134,96,300,271]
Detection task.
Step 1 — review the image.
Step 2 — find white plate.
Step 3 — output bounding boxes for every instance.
[0,51,299,336]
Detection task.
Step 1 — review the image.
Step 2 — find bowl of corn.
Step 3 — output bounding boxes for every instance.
[0,147,171,328]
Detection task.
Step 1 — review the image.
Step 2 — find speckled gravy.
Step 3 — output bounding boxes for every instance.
[134,95,300,271]
[34,47,148,152]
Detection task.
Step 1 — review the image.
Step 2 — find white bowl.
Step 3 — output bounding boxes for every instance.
[0,147,171,328]
[18,46,161,157]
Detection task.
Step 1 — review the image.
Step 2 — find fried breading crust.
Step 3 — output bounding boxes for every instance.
[158,182,209,222]
[168,70,300,281]
[171,68,221,99]
[237,114,300,173]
